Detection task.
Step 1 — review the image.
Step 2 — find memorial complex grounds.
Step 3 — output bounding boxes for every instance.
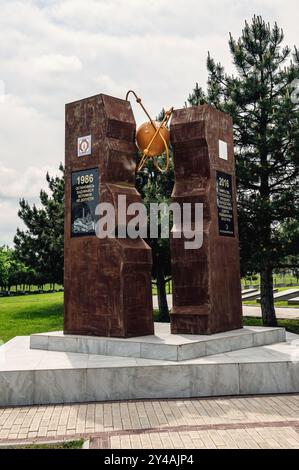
[1,289,299,344]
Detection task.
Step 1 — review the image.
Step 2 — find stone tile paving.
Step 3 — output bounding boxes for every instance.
[0,394,299,449]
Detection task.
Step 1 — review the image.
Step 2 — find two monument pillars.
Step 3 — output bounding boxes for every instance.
[64,94,242,338]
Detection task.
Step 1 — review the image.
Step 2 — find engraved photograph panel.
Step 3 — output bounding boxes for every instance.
[71,168,99,237]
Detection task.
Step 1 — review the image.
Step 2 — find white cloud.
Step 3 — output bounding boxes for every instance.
[0,0,298,244]
[0,161,59,246]
[0,162,57,201]
[0,94,63,169]
[31,54,82,73]
[0,200,21,246]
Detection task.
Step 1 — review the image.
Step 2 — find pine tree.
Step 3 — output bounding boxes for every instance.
[185,82,206,107]
[14,164,64,286]
[188,16,299,326]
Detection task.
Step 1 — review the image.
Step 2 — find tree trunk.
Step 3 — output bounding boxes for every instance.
[156,264,169,322]
[260,266,277,326]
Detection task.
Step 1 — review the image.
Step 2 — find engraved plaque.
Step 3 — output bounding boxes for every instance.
[216,171,234,237]
[71,168,99,237]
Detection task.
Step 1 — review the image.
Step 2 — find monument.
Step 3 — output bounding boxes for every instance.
[170,105,243,334]
[64,93,242,338]
[64,93,154,337]
[2,92,295,408]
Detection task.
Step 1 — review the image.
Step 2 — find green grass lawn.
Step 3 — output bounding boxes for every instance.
[0,439,84,449]
[1,292,299,344]
[243,316,299,335]
[0,292,63,343]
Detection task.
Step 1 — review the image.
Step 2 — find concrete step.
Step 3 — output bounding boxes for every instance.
[1,331,298,406]
[241,288,258,295]
[257,288,299,303]
[242,289,278,301]
[30,324,286,362]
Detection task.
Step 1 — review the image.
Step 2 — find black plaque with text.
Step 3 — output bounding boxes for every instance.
[216,171,234,237]
[71,168,99,237]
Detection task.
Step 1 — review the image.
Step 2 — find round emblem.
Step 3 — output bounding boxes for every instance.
[79,138,90,153]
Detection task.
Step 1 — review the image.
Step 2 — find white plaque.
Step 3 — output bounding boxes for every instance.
[77,135,91,157]
[219,139,228,160]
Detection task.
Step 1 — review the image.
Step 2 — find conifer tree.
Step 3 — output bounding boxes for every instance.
[14,164,64,286]
[188,16,299,326]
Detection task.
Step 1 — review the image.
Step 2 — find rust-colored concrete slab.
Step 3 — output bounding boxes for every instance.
[170,105,242,334]
[64,93,154,337]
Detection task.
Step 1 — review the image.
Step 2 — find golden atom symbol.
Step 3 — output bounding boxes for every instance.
[126,90,173,173]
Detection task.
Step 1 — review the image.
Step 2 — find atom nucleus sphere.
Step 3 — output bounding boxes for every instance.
[126,90,173,172]
[136,121,170,158]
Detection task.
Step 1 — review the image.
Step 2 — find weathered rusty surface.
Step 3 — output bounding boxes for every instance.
[170,105,242,334]
[64,93,154,337]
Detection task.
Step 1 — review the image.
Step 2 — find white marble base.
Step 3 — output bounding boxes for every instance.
[30,323,286,361]
[0,330,299,406]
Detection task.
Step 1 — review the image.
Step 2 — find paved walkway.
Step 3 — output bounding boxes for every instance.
[153,295,299,320]
[243,305,299,320]
[1,395,299,449]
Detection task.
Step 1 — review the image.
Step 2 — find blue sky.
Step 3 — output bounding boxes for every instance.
[0,0,297,245]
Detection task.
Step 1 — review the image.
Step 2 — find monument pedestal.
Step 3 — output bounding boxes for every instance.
[30,324,286,362]
[1,325,299,406]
